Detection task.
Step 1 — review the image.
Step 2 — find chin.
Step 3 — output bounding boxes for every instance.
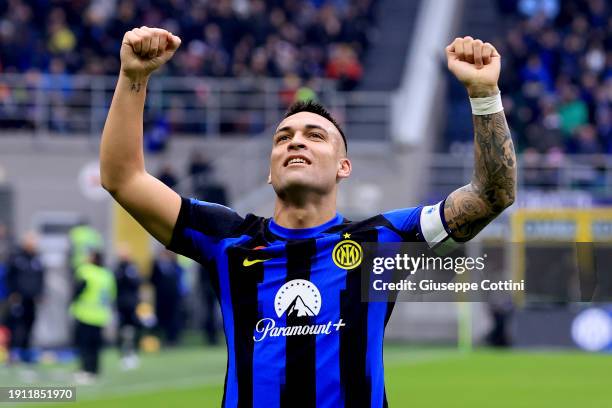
[273,177,327,196]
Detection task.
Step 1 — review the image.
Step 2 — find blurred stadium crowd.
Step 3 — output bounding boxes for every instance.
[0,0,373,89]
[497,0,611,157]
[443,0,611,191]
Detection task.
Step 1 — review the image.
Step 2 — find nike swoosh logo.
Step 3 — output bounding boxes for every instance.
[243,258,272,267]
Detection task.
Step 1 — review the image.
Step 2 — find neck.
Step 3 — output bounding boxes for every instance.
[273,190,337,229]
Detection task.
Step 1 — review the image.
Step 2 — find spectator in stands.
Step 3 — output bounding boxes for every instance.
[157,164,179,190]
[114,244,141,371]
[558,84,589,137]
[5,232,44,365]
[326,44,364,91]
[187,150,212,196]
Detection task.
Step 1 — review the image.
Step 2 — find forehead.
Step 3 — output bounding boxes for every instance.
[276,111,339,136]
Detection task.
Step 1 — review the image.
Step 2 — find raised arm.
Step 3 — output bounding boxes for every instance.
[100,27,182,246]
[442,36,517,242]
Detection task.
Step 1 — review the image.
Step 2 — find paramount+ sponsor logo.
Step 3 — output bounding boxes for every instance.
[253,279,345,342]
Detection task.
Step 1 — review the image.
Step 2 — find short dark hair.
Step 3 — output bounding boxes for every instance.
[284,100,347,153]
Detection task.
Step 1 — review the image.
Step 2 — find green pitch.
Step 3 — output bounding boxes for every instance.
[1,345,610,407]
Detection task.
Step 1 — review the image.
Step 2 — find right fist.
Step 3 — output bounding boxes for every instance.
[121,27,181,78]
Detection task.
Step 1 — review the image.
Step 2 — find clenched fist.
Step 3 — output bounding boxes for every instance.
[446,36,500,97]
[121,26,181,79]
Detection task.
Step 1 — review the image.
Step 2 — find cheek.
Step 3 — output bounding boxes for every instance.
[270,151,283,168]
[320,157,339,176]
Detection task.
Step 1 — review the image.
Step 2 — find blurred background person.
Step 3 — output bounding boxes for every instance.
[198,264,219,345]
[157,163,179,190]
[150,249,187,347]
[70,251,116,385]
[0,223,8,327]
[68,218,103,276]
[5,232,44,366]
[113,244,142,370]
[187,150,212,196]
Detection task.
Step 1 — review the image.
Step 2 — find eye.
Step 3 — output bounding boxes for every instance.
[309,132,324,139]
[275,134,290,143]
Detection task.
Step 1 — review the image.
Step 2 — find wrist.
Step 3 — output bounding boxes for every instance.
[119,69,151,84]
[466,84,499,98]
[469,91,503,115]
[118,70,150,93]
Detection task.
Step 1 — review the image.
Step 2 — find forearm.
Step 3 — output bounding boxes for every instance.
[444,103,516,241]
[470,107,516,209]
[100,72,150,193]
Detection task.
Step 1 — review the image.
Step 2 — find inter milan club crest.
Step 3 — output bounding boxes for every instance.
[332,233,363,270]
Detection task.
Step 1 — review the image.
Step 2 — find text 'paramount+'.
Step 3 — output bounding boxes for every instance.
[253,318,345,342]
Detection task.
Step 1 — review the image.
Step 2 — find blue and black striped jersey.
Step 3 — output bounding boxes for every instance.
[168,197,449,408]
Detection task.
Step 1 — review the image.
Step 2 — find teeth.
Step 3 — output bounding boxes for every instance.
[288,158,306,165]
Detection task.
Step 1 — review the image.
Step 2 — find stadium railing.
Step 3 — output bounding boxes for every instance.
[427,153,612,201]
[0,73,391,139]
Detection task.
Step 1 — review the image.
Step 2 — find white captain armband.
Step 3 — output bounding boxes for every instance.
[420,201,459,255]
[469,92,503,115]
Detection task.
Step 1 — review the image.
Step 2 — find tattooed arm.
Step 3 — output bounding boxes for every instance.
[442,37,517,242]
[100,27,182,246]
[444,105,516,241]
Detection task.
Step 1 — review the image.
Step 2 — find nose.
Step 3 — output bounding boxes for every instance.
[288,131,307,150]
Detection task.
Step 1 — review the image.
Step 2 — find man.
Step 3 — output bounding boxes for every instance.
[6,232,45,365]
[70,251,116,384]
[113,244,142,369]
[100,27,515,407]
[68,218,103,274]
[150,249,186,346]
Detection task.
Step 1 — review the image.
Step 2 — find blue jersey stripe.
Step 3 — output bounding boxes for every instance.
[312,235,346,408]
[252,249,288,408]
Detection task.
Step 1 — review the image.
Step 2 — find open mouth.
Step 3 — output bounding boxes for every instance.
[284,156,311,167]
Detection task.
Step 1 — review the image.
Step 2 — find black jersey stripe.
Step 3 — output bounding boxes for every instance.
[339,228,379,408]
[205,260,228,408]
[227,246,265,408]
[280,239,317,408]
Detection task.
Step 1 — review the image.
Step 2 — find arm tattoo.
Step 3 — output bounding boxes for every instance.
[444,111,517,241]
[130,82,142,93]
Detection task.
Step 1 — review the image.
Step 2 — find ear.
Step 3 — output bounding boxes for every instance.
[337,158,352,180]
[267,168,272,184]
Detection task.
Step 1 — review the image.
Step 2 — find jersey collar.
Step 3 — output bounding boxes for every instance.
[268,213,344,239]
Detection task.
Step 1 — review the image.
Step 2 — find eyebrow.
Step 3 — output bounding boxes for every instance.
[274,124,329,134]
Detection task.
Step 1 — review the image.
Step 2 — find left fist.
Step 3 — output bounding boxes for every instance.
[446,36,500,97]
